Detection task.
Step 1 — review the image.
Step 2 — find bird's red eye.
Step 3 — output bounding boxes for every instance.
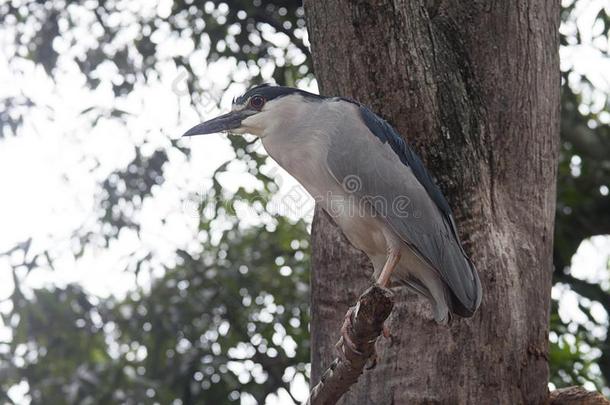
[249,95,265,110]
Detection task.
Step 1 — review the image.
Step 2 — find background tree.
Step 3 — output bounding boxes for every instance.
[305,0,608,403]
[0,0,608,403]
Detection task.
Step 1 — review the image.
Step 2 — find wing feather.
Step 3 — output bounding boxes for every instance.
[326,102,482,315]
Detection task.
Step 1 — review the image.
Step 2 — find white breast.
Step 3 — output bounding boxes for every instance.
[260,97,389,258]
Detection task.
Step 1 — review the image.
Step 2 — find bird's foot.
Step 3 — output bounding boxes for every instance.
[366,349,378,370]
[336,306,391,369]
[365,323,391,369]
[336,307,363,360]
[382,323,391,339]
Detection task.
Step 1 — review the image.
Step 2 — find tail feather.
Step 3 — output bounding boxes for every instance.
[397,277,449,324]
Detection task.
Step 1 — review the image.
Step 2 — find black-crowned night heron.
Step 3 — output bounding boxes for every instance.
[183,84,482,324]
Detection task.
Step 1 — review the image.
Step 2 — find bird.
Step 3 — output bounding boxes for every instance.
[183,84,482,324]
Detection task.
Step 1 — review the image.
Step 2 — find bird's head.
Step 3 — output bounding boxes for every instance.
[182,84,321,138]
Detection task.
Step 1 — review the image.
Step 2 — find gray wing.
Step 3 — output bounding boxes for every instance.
[326,102,481,316]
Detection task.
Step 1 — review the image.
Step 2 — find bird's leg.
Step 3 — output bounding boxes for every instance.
[376,250,401,288]
[374,251,400,345]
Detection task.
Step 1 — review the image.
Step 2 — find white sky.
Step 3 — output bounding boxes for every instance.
[0,0,609,402]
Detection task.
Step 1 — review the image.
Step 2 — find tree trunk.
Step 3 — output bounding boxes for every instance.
[304,1,560,404]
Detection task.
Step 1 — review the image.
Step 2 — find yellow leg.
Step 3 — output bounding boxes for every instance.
[377,251,401,288]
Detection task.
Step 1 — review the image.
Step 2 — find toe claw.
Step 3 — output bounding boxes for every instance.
[366,351,378,370]
[339,307,364,357]
[382,323,391,339]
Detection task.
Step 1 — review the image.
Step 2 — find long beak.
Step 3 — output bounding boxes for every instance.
[182,109,254,137]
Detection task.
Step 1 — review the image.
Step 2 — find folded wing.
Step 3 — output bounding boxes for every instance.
[325,101,482,316]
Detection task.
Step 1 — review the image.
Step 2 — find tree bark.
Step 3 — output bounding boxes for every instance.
[550,386,610,405]
[305,1,560,404]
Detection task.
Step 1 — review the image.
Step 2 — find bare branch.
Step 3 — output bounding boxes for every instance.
[307,286,394,405]
[549,386,610,405]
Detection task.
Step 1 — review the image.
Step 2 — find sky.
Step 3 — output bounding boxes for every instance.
[0,0,609,402]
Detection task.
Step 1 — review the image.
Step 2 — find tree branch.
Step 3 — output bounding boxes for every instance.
[306,286,394,405]
[549,386,610,405]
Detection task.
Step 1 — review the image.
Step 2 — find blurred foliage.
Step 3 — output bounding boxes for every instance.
[0,0,310,137]
[0,0,311,403]
[1,200,310,404]
[0,0,609,403]
[551,0,610,394]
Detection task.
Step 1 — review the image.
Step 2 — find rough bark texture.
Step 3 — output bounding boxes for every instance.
[305,1,560,404]
[550,387,610,405]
